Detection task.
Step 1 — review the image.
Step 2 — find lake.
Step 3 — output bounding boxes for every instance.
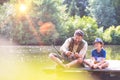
[0,45,120,80]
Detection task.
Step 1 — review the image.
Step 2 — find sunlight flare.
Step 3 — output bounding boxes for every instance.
[19,4,27,13]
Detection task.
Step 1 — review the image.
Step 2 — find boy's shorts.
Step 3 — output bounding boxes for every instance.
[94,61,100,64]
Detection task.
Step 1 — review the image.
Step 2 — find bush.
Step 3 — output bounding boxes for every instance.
[0,0,68,45]
[103,25,120,45]
[0,0,120,45]
[64,16,101,44]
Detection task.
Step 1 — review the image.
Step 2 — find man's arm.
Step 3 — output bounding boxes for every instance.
[60,38,72,55]
[78,41,88,59]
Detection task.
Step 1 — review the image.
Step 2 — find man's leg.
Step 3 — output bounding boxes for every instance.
[83,59,93,68]
[66,58,83,68]
[49,53,66,68]
[65,60,78,68]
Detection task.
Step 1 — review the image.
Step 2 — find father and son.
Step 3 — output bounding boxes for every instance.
[49,29,109,69]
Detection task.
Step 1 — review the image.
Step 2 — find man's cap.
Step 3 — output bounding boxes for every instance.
[74,29,84,36]
[94,38,104,44]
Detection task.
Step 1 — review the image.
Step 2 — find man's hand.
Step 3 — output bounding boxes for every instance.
[74,53,79,58]
[74,53,83,58]
[65,51,72,56]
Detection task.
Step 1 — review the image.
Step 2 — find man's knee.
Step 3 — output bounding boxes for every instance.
[77,58,83,63]
[49,53,55,59]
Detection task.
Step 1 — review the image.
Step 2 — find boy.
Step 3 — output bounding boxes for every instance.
[84,38,109,69]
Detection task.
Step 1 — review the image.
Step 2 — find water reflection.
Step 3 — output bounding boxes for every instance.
[0,45,119,80]
[0,45,120,68]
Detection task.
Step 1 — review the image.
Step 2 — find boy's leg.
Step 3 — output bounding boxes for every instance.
[94,61,108,69]
[93,61,101,69]
[93,63,100,69]
[98,61,109,69]
[49,53,66,68]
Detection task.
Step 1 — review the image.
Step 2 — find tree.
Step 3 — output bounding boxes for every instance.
[103,26,120,45]
[63,0,88,17]
[0,0,8,5]
[88,0,118,28]
[112,0,120,26]
[64,16,100,44]
[0,0,69,45]
[32,0,69,45]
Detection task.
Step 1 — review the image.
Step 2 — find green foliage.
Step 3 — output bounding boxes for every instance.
[106,47,112,60]
[0,0,68,45]
[0,3,14,39]
[112,26,120,44]
[103,26,120,44]
[112,0,120,26]
[32,0,69,44]
[0,0,120,45]
[63,0,88,17]
[0,3,14,25]
[102,26,114,43]
[64,16,100,44]
[88,0,118,28]
[0,2,38,45]
[112,0,120,8]
[0,0,8,5]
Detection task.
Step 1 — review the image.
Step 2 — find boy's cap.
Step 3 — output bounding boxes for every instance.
[74,29,84,36]
[94,38,104,44]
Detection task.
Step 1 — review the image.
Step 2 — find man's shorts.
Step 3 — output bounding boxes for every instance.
[52,53,76,62]
[52,53,85,67]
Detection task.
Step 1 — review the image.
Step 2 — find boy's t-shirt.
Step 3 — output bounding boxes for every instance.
[91,48,106,62]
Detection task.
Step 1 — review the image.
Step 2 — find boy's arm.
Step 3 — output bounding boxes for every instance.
[99,58,106,64]
[99,50,106,64]
[91,57,96,64]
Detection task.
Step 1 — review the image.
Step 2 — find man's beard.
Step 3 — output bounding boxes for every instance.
[74,41,80,45]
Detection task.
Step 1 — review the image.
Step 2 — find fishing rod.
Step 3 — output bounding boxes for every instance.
[51,41,63,57]
[52,44,61,55]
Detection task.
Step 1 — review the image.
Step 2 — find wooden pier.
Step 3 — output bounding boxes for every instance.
[43,60,120,80]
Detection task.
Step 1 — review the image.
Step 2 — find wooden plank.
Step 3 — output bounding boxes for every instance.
[43,60,120,80]
[43,60,120,73]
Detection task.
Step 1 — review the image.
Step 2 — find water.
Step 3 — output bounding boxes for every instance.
[0,45,120,80]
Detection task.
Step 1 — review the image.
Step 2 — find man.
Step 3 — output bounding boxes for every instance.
[49,29,88,68]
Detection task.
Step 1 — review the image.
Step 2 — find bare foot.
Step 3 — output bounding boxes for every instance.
[98,66,102,69]
[90,64,94,69]
[93,64,98,69]
[65,64,70,69]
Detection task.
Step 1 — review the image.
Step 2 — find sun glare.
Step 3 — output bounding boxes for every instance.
[19,4,27,13]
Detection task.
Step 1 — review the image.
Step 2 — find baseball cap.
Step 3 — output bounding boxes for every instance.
[94,38,104,44]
